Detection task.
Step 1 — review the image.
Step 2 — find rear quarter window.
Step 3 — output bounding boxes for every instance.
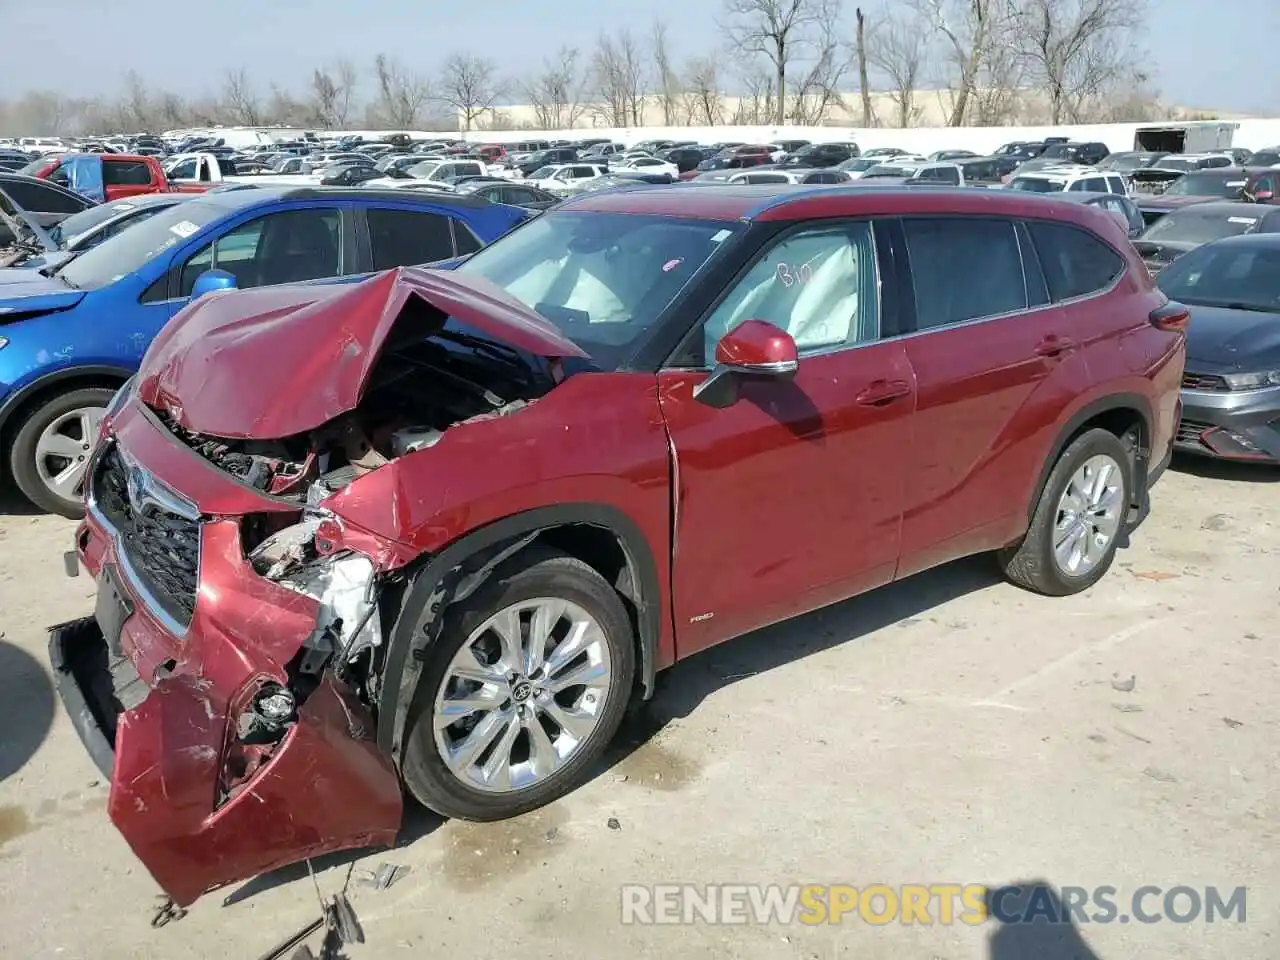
[1027,221,1125,301]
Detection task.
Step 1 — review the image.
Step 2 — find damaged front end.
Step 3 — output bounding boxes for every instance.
[50,267,588,908]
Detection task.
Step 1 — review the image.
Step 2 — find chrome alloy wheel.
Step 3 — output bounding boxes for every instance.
[1053,453,1125,577]
[35,406,104,504]
[433,598,613,793]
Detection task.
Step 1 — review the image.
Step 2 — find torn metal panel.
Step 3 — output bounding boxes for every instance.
[135,266,587,439]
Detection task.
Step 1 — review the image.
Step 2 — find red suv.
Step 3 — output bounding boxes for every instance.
[52,185,1186,909]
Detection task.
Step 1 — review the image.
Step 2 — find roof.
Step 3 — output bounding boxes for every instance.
[179,185,492,210]
[559,182,1135,232]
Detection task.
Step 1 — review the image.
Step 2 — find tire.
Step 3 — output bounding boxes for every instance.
[999,427,1133,596]
[9,387,113,518]
[401,549,637,821]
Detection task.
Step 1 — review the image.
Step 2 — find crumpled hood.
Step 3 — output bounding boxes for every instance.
[136,266,588,439]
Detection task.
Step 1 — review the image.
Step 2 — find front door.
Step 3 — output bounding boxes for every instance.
[659,220,915,657]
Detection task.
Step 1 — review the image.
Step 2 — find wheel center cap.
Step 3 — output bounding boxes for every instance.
[511,680,533,703]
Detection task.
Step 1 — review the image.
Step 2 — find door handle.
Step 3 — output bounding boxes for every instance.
[855,379,911,406]
[1034,335,1076,358]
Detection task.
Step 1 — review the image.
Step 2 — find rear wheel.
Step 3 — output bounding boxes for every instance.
[402,550,636,820]
[9,388,112,518]
[999,428,1132,596]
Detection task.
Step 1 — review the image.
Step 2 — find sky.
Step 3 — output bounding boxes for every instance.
[3,0,1278,116]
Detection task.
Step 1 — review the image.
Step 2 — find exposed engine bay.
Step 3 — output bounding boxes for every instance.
[159,325,564,503]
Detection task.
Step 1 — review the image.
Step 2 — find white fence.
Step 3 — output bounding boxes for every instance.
[319,119,1280,155]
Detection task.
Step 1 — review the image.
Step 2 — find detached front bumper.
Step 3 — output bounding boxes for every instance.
[1175,384,1280,462]
[49,405,403,908]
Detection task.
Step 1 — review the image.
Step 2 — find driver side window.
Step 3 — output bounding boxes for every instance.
[695,222,880,367]
[168,158,198,180]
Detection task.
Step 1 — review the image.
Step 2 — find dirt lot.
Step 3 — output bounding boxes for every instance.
[0,457,1276,960]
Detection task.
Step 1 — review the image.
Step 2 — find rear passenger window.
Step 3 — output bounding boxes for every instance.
[367,208,455,267]
[903,218,1027,329]
[1027,221,1124,301]
[103,160,152,186]
[452,219,483,256]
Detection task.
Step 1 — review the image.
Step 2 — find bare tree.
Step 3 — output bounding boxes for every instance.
[788,0,849,124]
[221,67,262,125]
[652,20,681,125]
[372,54,433,128]
[119,71,154,131]
[590,29,647,126]
[681,56,725,125]
[855,7,874,126]
[1013,0,1142,124]
[731,66,779,123]
[520,47,587,129]
[868,9,928,127]
[907,0,1002,126]
[971,22,1025,124]
[721,0,830,125]
[439,53,505,132]
[310,60,357,129]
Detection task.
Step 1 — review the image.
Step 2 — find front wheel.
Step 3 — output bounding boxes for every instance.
[401,550,637,821]
[999,428,1133,596]
[9,388,113,518]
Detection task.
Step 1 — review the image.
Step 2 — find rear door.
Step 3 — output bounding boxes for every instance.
[660,219,914,656]
[893,215,1089,577]
[360,205,469,269]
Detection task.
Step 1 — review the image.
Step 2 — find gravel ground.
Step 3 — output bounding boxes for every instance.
[0,457,1275,960]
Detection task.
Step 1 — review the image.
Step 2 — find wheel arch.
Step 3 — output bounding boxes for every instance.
[0,365,133,454]
[377,503,662,764]
[1024,392,1154,525]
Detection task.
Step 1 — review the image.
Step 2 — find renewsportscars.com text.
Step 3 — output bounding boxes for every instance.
[620,883,1247,926]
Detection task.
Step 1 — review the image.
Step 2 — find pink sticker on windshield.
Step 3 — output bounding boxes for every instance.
[663,258,683,272]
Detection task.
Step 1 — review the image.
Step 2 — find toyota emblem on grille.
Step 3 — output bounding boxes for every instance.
[125,464,148,514]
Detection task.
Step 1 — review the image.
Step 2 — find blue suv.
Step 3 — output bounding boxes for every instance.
[0,186,529,515]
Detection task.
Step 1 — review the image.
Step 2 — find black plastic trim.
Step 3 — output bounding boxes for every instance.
[1025,392,1155,526]
[377,504,663,761]
[48,617,116,779]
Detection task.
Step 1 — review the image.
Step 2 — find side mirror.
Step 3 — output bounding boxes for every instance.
[191,269,238,300]
[694,319,799,408]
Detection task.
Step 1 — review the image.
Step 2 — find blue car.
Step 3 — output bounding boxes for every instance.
[0,186,530,515]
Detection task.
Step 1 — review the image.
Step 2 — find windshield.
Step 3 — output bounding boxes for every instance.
[453,212,739,368]
[1008,176,1066,192]
[405,161,442,179]
[1141,209,1261,246]
[56,200,226,290]
[864,164,914,177]
[48,201,152,248]
[1157,242,1280,313]
[17,157,51,176]
[528,166,556,179]
[1250,150,1280,167]
[837,158,879,173]
[1100,153,1155,172]
[1163,173,1247,199]
[1154,157,1198,172]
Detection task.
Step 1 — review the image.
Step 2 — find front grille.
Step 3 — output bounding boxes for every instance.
[1182,371,1229,391]
[93,446,201,628]
[1175,418,1214,445]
